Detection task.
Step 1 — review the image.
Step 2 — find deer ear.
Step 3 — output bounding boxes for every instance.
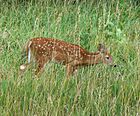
[98,43,106,53]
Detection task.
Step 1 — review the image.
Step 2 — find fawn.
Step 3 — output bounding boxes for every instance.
[20,37,115,76]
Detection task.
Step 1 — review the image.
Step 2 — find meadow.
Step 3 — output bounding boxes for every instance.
[0,0,140,115]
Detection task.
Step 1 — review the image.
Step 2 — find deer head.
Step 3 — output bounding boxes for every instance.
[97,43,115,66]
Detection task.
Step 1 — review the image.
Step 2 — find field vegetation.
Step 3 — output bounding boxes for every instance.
[0,0,140,115]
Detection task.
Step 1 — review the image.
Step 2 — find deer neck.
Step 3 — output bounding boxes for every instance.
[82,51,102,65]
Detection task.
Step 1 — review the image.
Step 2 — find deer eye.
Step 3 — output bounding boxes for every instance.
[105,56,110,60]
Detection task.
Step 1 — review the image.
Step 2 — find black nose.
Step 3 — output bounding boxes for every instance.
[113,64,117,67]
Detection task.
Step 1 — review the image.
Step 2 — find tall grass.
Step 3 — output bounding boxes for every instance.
[0,0,140,115]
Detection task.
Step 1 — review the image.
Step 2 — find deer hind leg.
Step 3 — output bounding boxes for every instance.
[35,56,48,76]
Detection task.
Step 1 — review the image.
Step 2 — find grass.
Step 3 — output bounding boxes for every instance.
[0,0,140,115]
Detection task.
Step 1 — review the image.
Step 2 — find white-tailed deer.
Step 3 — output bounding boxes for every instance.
[20,37,115,76]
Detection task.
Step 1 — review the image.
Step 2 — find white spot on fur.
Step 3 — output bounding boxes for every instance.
[43,48,46,50]
[45,43,48,45]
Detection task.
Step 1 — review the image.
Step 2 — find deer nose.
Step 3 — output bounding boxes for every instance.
[110,64,117,67]
[113,64,117,67]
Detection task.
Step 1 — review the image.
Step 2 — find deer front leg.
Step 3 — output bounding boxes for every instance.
[73,66,79,75]
[66,60,80,77]
[66,64,74,77]
[66,64,79,77]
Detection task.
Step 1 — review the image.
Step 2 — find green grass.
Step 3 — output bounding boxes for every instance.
[0,0,140,115]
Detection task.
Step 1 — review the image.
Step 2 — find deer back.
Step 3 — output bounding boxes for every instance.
[28,37,89,64]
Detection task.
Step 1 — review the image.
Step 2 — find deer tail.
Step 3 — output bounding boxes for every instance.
[20,40,32,71]
[27,41,32,63]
